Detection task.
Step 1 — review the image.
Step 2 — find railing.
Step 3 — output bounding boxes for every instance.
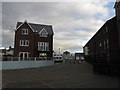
[1,57,53,61]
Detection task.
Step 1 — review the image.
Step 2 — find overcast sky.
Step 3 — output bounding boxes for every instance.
[1,0,116,53]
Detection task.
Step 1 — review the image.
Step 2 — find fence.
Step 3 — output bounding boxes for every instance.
[1,57,53,61]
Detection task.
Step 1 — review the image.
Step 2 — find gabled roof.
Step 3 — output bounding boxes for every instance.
[16,21,54,35]
[63,51,70,54]
[15,20,35,32]
[39,28,48,35]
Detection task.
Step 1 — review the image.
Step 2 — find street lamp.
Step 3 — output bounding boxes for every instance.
[59,48,60,56]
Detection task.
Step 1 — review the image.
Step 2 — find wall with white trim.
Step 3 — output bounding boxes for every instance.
[1,60,54,70]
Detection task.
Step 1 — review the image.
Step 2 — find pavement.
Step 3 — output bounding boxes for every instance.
[2,62,120,88]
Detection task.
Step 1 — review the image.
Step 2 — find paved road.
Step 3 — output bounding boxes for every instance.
[2,62,120,88]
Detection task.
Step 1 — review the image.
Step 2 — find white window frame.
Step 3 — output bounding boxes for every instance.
[22,29,28,35]
[38,42,49,51]
[20,40,29,46]
[84,47,89,55]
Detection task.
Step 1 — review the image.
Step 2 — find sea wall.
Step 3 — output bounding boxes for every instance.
[1,60,54,70]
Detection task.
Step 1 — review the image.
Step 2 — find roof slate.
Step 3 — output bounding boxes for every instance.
[16,22,54,35]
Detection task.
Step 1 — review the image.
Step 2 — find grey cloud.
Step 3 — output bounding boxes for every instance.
[2,2,112,53]
[2,29,15,47]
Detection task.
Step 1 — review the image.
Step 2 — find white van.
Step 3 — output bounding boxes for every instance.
[53,55,63,63]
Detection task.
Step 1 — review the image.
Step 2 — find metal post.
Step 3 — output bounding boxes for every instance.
[59,48,60,56]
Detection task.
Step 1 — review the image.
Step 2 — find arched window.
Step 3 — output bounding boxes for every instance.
[20,53,23,57]
[19,53,23,60]
[19,52,29,60]
[24,53,28,60]
[25,53,27,58]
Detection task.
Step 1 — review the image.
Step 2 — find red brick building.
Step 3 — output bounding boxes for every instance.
[83,1,120,75]
[14,20,54,60]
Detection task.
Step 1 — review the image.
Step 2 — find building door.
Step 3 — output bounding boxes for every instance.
[19,52,29,60]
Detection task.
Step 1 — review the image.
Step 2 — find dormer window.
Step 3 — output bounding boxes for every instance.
[22,29,28,35]
[39,28,48,37]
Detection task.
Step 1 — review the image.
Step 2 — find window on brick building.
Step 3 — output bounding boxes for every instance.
[20,40,29,46]
[38,42,49,51]
[22,29,28,35]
